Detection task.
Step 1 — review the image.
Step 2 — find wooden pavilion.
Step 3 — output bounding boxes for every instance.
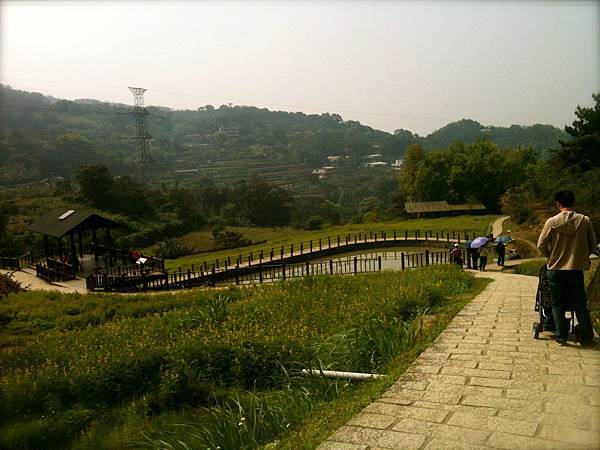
[405,201,486,218]
[27,209,125,280]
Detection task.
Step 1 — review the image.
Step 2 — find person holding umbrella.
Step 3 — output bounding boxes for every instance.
[470,236,489,270]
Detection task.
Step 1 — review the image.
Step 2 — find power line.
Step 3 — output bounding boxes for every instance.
[2,76,456,125]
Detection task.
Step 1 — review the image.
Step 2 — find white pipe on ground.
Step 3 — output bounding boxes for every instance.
[301,369,384,380]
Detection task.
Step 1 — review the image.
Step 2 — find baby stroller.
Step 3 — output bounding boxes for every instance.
[532,264,577,339]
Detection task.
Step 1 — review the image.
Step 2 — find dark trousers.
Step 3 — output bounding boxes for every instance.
[479,256,487,271]
[547,270,593,342]
[470,249,478,270]
[497,252,505,266]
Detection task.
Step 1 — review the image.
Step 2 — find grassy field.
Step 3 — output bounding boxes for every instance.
[155,215,497,271]
[0,265,487,449]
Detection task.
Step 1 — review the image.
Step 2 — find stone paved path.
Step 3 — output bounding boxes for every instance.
[318,271,600,449]
[0,269,87,294]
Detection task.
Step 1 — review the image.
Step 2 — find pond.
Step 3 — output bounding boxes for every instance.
[311,246,454,271]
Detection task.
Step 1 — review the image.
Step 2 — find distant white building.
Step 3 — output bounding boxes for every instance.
[392,159,404,171]
[311,166,337,179]
[365,161,388,168]
[365,153,383,160]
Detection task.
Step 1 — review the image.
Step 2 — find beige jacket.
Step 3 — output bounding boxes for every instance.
[537,211,597,270]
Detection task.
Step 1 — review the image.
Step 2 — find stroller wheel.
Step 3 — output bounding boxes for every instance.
[532,322,540,339]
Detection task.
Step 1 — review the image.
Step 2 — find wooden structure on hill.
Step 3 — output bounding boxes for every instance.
[27,209,126,281]
[404,201,486,218]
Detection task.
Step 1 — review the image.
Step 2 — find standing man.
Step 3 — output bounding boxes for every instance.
[470,246,479,270]
[537,190,597,345]
[496,240,506,266]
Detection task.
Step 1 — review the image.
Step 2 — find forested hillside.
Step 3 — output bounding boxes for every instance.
[0,84,568,186]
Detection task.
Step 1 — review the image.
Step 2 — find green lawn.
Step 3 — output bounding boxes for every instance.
[158,215,497,271]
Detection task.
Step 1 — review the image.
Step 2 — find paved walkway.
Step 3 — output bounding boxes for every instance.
[319,271,600,449]
[491,216,510,238]
[0,269,87,294]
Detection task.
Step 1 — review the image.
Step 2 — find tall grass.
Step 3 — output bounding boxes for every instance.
[0,265,475,449]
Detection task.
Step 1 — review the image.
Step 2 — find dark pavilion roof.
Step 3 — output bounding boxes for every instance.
[27,209,125,238]
[405,201,486,214]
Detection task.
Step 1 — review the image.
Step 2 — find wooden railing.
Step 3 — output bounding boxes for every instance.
[86,248,466,292]
[36,258,75,282]
[0,256,20,270]
[171,228,482,274]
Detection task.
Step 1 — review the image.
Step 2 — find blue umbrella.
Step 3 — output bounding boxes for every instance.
[495,235,512,243]
[470,236,489,248]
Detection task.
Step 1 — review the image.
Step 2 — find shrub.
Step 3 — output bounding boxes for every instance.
[0,273,22,300]
[155,238,196,259]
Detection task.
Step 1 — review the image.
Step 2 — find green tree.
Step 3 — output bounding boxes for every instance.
[399,144,425,201]
[75,165,113,208]
[552,93,600,171]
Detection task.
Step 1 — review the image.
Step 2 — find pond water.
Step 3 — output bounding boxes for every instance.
[312,246,454,271]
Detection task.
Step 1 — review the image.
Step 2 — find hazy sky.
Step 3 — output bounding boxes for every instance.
[1,1,598,135]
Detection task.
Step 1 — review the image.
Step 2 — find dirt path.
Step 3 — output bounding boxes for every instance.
[491,216,510,238]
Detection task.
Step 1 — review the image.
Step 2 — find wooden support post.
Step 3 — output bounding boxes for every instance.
[69,233,77,277]
[235,264,240,285]
[44,234,50,258]
[306,260,310,276]
[291,243,294,256]
[425,250,430,266]
[394,230,397,240]
[353,256,358,275]
[405,230,408,240]
[282,263,286,281]
[329,259,333,274]
[378,256,382,271]
[436,231,439,241]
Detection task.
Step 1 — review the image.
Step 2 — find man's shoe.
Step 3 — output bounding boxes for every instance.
[554,338,568,346]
